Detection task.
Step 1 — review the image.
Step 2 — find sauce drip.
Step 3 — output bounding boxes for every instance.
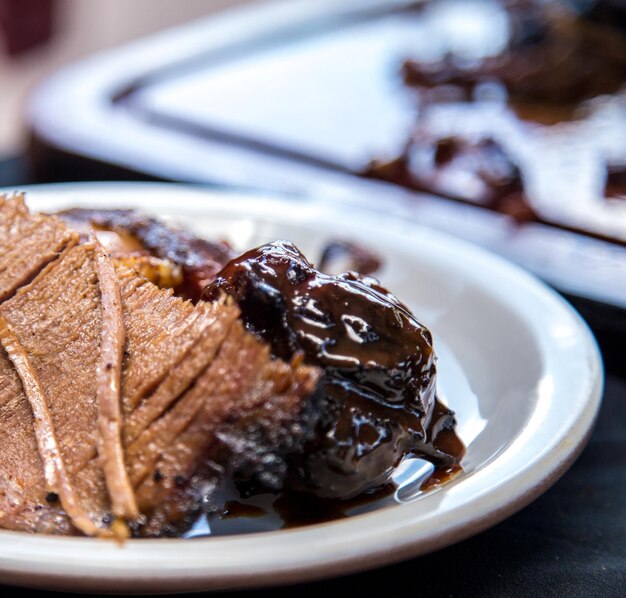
[222,501,267,520]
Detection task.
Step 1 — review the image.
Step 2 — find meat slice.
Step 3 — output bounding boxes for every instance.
[94,239,137,522]
[0,240,230,536]
[129,321,321,536]
[0,198,322,537]
[1,244,115,536]
[0,193,76,302]
[0,345,71,534]
[114,268,226,441]
[111,266,320,535]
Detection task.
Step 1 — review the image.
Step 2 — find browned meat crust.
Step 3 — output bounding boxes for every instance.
[56,208,235,301]
[0,198,322,537]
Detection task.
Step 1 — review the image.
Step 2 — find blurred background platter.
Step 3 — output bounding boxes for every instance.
[23,0,626,355]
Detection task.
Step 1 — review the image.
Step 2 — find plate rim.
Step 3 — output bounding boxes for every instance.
[0,182,604,593]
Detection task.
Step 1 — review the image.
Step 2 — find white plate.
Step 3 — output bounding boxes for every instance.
[0,183,603,593]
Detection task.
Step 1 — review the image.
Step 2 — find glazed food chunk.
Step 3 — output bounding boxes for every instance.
[0,198,321,536]
[205,241,465,499]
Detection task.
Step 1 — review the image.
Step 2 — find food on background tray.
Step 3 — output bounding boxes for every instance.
[0,194,464,538]
[366,0,626,240]
[402,0,626,112]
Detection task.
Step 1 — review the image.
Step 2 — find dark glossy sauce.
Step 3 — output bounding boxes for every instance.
[366,0,626,244]
[421,465,463,492]
[201,465,463,534]
[272,465,463,528]
[205,241,465,500]
[272,485,394,528]
[606,165,626,201]
[318,240,382,276]
[222,501,267,519]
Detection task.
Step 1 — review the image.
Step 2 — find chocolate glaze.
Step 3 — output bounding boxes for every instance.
[204,241,465,499]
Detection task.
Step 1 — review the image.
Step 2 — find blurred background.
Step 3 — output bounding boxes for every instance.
[0,0,253,159]
[0,0,624,327]
[0,0,624,348]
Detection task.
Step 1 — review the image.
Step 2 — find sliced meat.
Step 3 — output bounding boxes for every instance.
[112,270,321,536]
[0,317,109,536]
[0,240,233,536]
[1,244,114,536]
[0,193,76,302]
[130,322,321,537]
[0,234,233,535]
[0,344,71,534]
[114,269,225,438]
[0,197,323,537]
[93,238,137,521]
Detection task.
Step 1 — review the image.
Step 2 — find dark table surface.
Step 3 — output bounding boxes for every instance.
[1,158,624,597]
